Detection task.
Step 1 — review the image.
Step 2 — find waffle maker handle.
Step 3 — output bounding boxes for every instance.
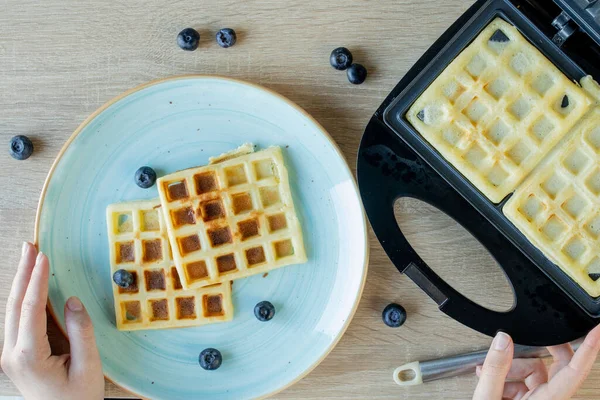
[358,116,597,346]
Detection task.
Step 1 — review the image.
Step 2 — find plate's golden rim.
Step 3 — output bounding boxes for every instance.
[33,74,370,400]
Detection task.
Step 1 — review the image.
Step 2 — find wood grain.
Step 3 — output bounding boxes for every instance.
[0,0,598,398]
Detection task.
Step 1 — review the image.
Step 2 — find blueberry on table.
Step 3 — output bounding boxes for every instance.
[9,135,33,160]
[382,303,407,328]
[347,63,367,84]
[330,47,353,70]
[254,301,275,321]
[113,269,134,288]
[216,28,237,48]
[135,166,157,188]
[177,28,200,51]
[199,348,222,370]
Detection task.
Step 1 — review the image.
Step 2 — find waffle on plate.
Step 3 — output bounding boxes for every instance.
[106,198,234,330]
[156,144,307,290]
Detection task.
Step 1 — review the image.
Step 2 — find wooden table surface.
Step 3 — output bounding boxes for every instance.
[1,0,599,398]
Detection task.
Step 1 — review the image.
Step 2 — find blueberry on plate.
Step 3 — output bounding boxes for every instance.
[199,348,222,370]
[113,269,134,289]
[135,166,157,188]
[347,63,367,84]
[382,303,407,328]
[216,28,237,48]
[330,47,353,70]
[9,135,33,160]
[254,301,275,321]
[177,28,200,51]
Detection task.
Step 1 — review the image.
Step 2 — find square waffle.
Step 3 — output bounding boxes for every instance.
[504,108,600,297]
[156,144,307,290]
[407,18,593,203]
[106,199,234,330]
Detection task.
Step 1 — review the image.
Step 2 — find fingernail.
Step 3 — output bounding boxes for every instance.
[35,251,44,264]
[21,242,28,257]
[67,297,83,312]
[493,332,510,351]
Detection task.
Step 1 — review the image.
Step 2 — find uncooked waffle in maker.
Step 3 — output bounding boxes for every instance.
[106,199,234,330]
[407,18,593,203]
[157,144,307,290]
[505,108,600,297]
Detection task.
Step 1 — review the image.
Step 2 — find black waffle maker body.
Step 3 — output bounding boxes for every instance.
[357,0,600,346]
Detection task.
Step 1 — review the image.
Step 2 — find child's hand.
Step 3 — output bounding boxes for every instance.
[473,325,600,400]
[1,242,104,400]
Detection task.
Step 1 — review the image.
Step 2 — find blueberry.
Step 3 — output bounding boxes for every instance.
[382,303,407,328]
[417,110,425,122]
[330,47,353,70]
[199,348,222,370]
[561,95,570,108]
[113,269,134,288]
[347,63,367,84]
[135,166,156,188]
[9,135,33,160]
[216,28,237,48]
[254,301,275,321]
[177,28,200,51]
[590,273,600,282]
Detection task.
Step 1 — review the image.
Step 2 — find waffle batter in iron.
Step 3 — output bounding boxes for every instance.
[505,109,600,296]
[407,18,593,203]
[406,17,600,296]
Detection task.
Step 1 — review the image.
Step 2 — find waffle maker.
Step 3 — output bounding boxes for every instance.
[357,0,600,346]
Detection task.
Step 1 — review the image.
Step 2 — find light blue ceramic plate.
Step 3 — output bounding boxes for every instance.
[35,76,368,400]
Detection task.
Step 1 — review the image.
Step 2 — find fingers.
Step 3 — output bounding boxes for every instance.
[505,358,548,391]
[502,382,529,400]
[64,297,102,381]
[3,242,37,348]
[547,343,574,379]
[546,324,600,399]
[15,252,50,351]
[569,324,600,371]
[475,358,548,392]
[472,332,514,400]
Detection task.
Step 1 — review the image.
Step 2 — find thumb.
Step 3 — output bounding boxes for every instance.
[473,332,514,400]
[64,296,102,379]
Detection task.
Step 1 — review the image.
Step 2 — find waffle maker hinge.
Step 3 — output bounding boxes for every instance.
[552,11,578,46]
[553,0,600,45]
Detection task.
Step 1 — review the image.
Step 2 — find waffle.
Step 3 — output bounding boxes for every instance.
[504,108,600,297]
[156,144,307,290]
[407,18,593,203]
[106,199,234,330]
